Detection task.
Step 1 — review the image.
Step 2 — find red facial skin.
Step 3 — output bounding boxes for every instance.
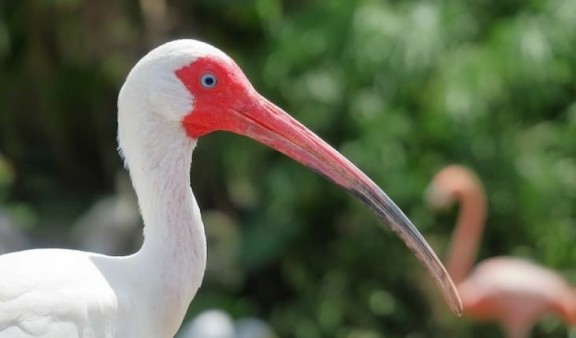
[177,57,255,139]
[176,57,356,188]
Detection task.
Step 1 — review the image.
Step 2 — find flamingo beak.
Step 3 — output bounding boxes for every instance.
[183,92,462,315]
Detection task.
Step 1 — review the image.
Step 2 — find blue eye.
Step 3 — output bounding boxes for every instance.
[200,73,217,88]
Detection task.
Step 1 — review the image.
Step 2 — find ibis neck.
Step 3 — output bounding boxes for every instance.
[130,136,205,268]
[118,112,206,333]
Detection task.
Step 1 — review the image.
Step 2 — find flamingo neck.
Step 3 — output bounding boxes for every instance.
[445,180,486,284]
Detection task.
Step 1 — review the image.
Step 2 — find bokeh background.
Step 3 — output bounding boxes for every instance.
[2,0,576,337]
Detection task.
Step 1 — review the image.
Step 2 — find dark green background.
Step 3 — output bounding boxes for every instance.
[1,0,576,337]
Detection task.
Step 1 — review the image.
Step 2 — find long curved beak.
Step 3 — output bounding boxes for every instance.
[184,92,462,315]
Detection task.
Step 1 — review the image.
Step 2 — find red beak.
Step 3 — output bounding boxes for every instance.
[183,91,462,315]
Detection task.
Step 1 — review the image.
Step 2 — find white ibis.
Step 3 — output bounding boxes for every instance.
[0,39,461,338]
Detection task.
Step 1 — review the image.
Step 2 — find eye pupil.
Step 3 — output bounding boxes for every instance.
[200,73,217,88]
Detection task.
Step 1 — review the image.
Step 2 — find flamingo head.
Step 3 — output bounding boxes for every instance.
[425,165,483,211]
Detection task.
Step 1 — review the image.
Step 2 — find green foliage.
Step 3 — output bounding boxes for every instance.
[1,0,576,337]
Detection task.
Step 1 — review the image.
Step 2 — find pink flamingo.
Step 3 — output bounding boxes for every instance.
[427,165,576,338]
